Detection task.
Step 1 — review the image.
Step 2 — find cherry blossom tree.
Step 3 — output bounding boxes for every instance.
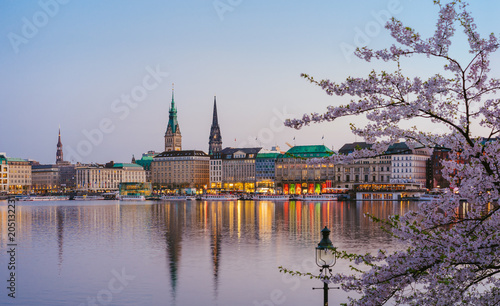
[283,1,500,304]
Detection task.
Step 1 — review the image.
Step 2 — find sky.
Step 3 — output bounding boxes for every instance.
[1,0,500,164]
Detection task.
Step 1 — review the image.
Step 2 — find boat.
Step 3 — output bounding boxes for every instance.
[73,195,105,201]
[15,195,70,201]
[297,194,338,201]
[252,194,289,201]
[200,194,239,201]
[160,195,196,201]
[118,195,145,201]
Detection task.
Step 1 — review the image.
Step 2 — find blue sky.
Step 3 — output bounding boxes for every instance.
[1,0,499,164]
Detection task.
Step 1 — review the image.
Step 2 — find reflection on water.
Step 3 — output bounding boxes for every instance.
[0,200,417,305]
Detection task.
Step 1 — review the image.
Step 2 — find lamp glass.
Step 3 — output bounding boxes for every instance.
[316,247,336,267]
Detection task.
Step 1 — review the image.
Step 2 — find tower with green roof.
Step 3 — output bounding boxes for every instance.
[164,84,182,151]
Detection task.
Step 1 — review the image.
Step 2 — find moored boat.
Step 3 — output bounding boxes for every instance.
[73,195,105,201]
[200,194,239,201]
[160,195,196,201]
[252,194,289,201]
[297,194,338,201]
[118,195,145,201]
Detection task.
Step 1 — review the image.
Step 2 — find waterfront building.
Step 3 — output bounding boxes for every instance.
[56,163,76,191]
[255,147,282,194]
[221,147,261,193]
[209,151,223,190]
[76,162,146,192]
[0,153,8,193]
[388,142,431,188]
[151,150,209,192]
[31,164,60,194]
[135,151,157,182]
[208,96,223,155]
[164,85,182,151]
[334,142,392,189]
[275,145,334,194]
[119,182,152,197]
[7,157,31,194]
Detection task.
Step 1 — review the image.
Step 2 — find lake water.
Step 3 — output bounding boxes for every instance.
[0,200,417,305]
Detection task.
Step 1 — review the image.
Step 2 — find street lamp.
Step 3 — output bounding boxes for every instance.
[314,226,338,306]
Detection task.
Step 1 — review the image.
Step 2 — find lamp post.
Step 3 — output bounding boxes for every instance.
[314,226,338,306]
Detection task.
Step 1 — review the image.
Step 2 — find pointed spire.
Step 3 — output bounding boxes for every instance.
[171,83,175,110]
[56,125,64,163]
[212,96,218,126]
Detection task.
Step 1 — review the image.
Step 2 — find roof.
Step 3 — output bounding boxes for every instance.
[279,145,333,159]
[32,164,59,170]
[154,150,209,158]
[257,152,280,159]
[112,163,144,169]
[6,157,28,163]
[338,142,373,155]
[386,142,411,154]
[221,147,261,159]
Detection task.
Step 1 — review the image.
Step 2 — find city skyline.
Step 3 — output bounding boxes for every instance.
[2,1,500,164]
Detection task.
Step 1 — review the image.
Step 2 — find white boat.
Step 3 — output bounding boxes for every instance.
[200,194,239,201]
[298,194,338,201]
[119,195,145,201]
[252,194,289,201]
[73,195,105,201]
[160,195,196,201]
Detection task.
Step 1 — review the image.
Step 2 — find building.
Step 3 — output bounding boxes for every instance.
[32,164,60,194]
[56,163,76,191]
[152,150,209,192]
[388,142,431,188]
[164,85,182,151]
[220,147,261,193]
[76,162,146,192]
[255,147,282,194]
[0,153,8,193]
[334,142,392,189]
[135,151,157,183]
[7,157,31,194]
[208,96,223,155]
[275,145,335,194]
[209,151,223,191]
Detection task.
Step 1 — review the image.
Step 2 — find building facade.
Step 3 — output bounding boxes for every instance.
[7,157,31,194]
[221,147,261,193]
[208,96,222,155]
[0,154,8,193]
[152,150,209,191]
[209,151,223,190]
[31,164,60,194]
[164,85,182,151]
[275,145,334,194]
[255,148,281,194]
[334,142,392,189]
[76,162,146,192]
[388,142,431,188]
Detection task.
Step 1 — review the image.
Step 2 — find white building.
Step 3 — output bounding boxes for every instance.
[209,155,222,190]
[389,143,431,188]
[76,162,146,192]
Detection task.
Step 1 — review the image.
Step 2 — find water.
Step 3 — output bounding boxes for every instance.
[0,200,417,305]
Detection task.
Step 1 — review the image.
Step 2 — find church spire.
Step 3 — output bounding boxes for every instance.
[164,83,182,151]
[56,126,64,164]
[208,96,222,155]
[212,96,218,126]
